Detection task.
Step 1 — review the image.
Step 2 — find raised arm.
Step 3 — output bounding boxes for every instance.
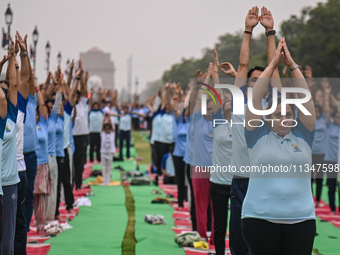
[321,78,331,125]
[260,6,281,91]
[235,6,259,88]
[246,39,282,131]
[79,61,88,98]
[17,31,30,99]
[53,73,64,115]
[0,82,7,119]
[212,48,223,114]
[67,59,74,88]
[7,36,18,106]
[282,38,315,130]
[194,63,213,114]
[173,83,181,119]
[36,79,48,119]
[68,68,81,106]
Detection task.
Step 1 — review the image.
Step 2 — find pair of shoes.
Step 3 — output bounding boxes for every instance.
[144,214,166,224]
[175,232,201,247]
[151,197,170,204]
[152,189,162,195]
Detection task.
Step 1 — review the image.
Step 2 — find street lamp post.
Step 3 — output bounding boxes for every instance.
[32,26,39,74]
[5,4,13,52]
[45,41,51,77]
[57,51,62,66]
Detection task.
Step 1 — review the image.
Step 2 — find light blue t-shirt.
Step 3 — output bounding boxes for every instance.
[161,153,175,176]
[324,122,340,162]
[173,115,187,157]
[312,114,327,155]
[119,114,132,131]
[47,110,57,156]
[191,110,213,167]
[89,110,103,133]
[55,115,65,157]
[2,101,19,186]
[210,108,233,185]
[183,116,190,164]
[0,115,7,194]
[24,93,39,153]
[150,109,164,144]
[242,118,315,221]
[159,112,174,144]
[36,117,49,165]
[63,101,73,149]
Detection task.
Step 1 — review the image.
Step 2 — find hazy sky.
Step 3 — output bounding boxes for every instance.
[0,0,325,93]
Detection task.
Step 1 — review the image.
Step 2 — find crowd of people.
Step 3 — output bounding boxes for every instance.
[0,5,339,255]
[146,6,340,255]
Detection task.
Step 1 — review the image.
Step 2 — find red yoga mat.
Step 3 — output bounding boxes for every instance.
[27,243,51,255]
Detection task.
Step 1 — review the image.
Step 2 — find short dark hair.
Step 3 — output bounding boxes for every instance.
[92,102,100,108]
[76,91,81,96]
[103,123,112,130]
[247,66,265,79]
[0,80,9,87]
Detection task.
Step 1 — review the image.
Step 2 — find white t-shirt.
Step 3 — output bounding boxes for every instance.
[72,97,90,136]
[100,131,115,153]
[103,106,119,125]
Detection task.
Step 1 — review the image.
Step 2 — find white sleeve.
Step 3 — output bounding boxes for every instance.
[153,96,161,111]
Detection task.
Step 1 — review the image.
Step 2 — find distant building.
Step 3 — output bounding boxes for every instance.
[80,47,115,92]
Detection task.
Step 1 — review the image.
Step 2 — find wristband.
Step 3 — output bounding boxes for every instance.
[244,31,252,35]
[20,53,28,58]
[290,64,299,72]
[265,30,276,36]
[173,97,178,100]
[15,66,19,69]
[75,77,81,81]
[213,71,219,73]
[35,87,40,92]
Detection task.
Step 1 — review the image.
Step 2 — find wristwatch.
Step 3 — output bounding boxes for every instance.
[265,30,276,36]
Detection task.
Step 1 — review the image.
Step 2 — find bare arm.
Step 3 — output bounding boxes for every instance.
[245,41,281,131]
[321,79,331,125]
[17,32,30,99]
[260,7,282,92]
[67,59,74,88]
[37,85,47,119]
[0,83,7,119]
[282,38,315,130]
[7,36,18,106]
[68,69,81,106]
[235,7,260,88]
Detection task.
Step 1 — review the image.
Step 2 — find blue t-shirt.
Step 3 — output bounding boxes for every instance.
[0,115,7,194]
[24,93,39,153]
[324,122,340,162]
[47,110,57,156]
[191,110,213,166]
[63,101,73,149]
[2,101,19,186]
[173,115,187,157]
[55,115,65,157]
[242,118,315,221]
[161,153,175,176]
[36,117,49,165]
[183,116,191,164]
[89,110,103,133]
[312,114,327,155]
